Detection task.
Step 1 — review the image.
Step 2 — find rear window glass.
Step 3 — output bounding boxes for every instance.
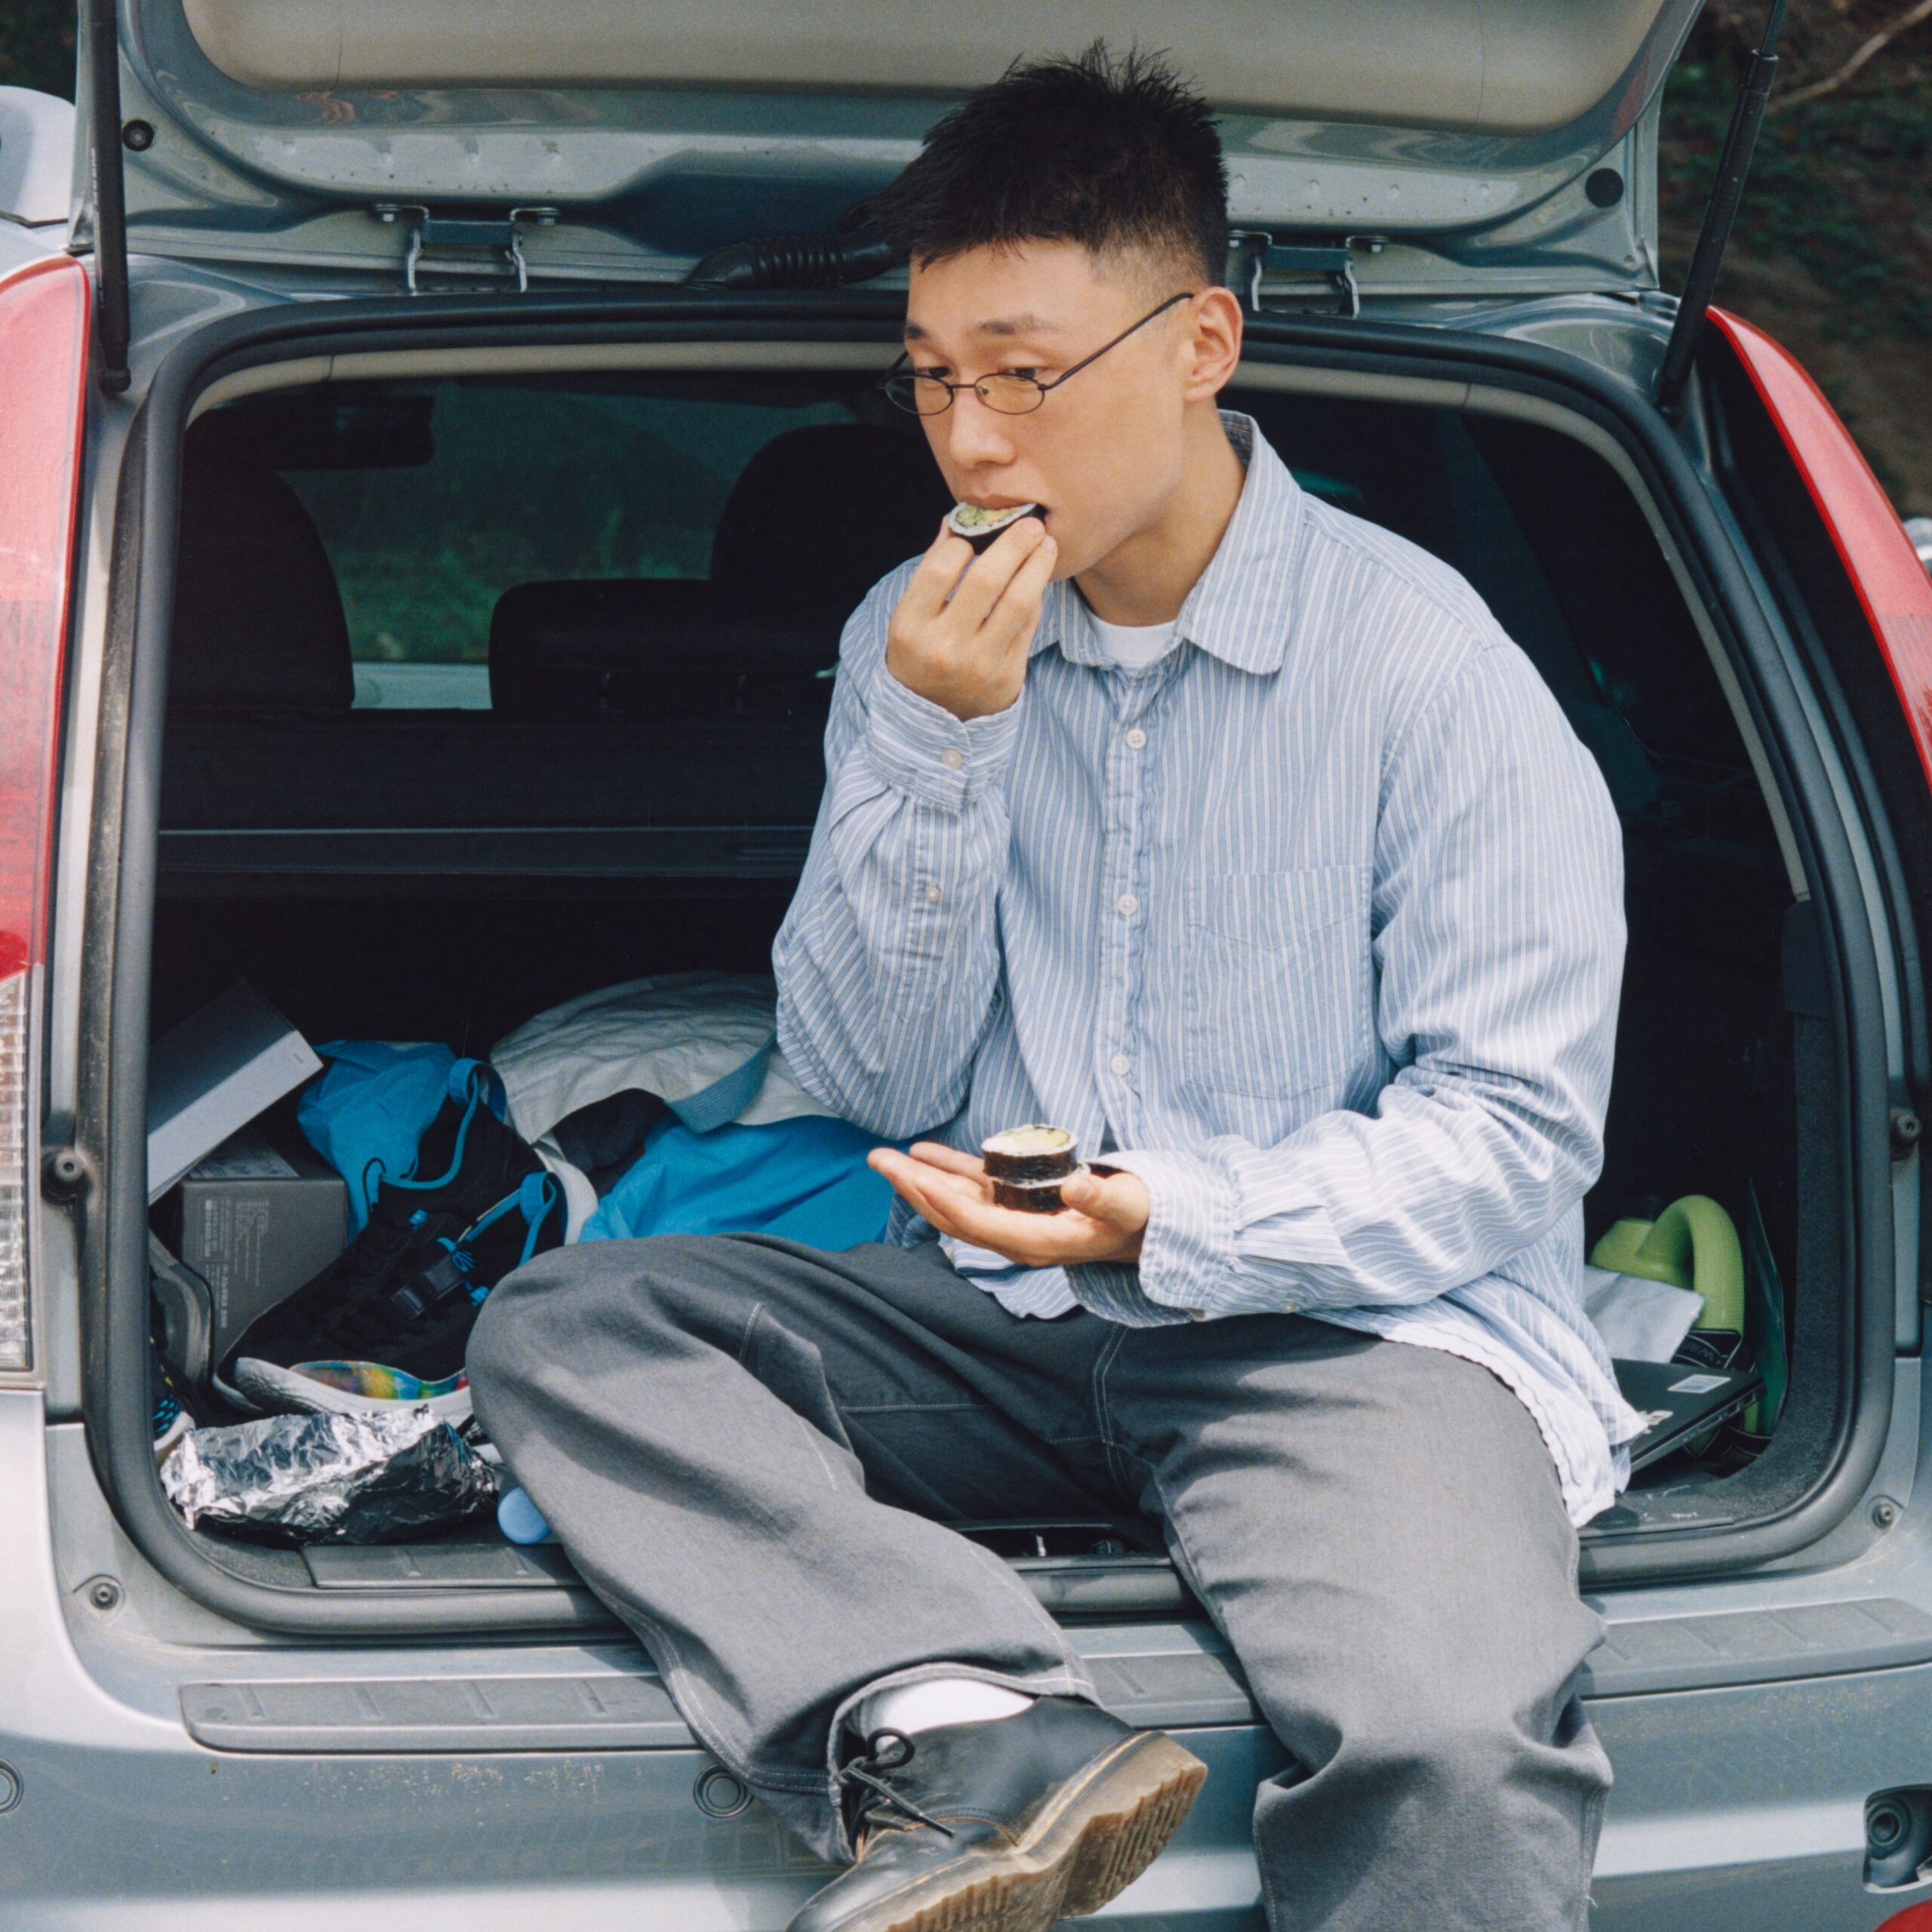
[279,381,856,706]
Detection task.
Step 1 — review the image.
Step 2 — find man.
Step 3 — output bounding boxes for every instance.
[471,45,1642,1932]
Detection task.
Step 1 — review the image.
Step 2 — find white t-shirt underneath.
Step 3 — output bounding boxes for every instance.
[1088,614,1180,671]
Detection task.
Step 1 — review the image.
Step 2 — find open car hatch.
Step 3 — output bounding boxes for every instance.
[92,0,1699,298]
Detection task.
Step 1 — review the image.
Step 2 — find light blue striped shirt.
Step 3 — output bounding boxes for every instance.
[774,413,1645,1524]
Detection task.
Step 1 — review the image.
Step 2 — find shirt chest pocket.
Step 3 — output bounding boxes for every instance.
[1180,866,1373,1103]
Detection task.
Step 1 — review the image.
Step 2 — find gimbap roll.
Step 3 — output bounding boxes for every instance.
[990,1165,1088,1214]
[982,1124,1077,1185]
[946,501,1043,552]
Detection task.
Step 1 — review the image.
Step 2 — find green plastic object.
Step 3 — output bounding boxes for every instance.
[1588,1195,1746,1334]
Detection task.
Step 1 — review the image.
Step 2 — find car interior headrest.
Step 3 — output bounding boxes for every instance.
[168,435,353,711]
[488,578,834,718]
[708,422,953,623]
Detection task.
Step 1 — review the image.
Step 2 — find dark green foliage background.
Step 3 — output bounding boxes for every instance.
[0,0,72,94]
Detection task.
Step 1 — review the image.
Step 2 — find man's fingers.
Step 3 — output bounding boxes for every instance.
[902,1141,988,1180]
[869,1146,981,1204]
[869,1145,1146,1269]
[1058,1168,1125,1224]
[897,520,979,626]
[1059,1166,1152,1233]
[980,524,1059,653]
[870,1154,983,1238]
[872,1149,1050,1249]
[939,517,1048,636]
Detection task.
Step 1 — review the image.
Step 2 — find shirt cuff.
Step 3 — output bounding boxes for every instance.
[863,662,1024,811]
[1100,1143,1354,1321]
[1098,1146,1242,1317]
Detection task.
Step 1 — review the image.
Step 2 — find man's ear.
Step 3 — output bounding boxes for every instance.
[1182,287,1244,403]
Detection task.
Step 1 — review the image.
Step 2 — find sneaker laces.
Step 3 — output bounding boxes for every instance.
[836,1730,955,1840]
[321,1234,473,1356]
[298,1208,460,1346]
[316,1173,559,1360]
[460,1171,561,1280]
[358,1060,499,1221]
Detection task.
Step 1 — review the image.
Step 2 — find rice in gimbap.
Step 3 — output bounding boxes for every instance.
[946,501,1043,552]
[982,1124,1077,1184]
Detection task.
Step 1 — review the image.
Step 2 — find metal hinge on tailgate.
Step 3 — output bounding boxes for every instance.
[1228,231,1384,319]
[371,205,561,294]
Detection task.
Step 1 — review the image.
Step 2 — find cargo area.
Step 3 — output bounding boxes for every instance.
[137,350,1820,1596]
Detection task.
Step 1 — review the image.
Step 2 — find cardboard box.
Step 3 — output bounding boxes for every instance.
[165,1127,348,1364]
[147,982,322,1203]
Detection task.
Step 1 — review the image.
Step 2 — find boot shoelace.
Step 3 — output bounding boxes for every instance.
[355,1059,498,1227]
[837,1730,955,1840]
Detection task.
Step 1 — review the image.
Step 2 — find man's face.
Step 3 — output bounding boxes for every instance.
[903,240,1201,583]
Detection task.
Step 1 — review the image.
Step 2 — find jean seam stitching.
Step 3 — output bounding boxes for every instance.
[1119,1444,1229,1646]
[736,1298,767,1367]
[1091,1326,1131,1490]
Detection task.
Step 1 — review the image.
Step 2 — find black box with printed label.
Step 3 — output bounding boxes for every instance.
[155,1121,348,1364]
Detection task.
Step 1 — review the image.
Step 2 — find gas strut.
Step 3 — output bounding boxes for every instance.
[82,0,131,394]
[1654,0,1789,419]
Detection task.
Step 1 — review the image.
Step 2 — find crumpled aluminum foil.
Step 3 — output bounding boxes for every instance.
[161,1405,497,1545]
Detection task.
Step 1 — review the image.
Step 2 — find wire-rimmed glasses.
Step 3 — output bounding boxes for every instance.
[880,291,1195,418]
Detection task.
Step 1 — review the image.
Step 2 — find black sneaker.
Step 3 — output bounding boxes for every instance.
[230,1172,563,1423]
[214,1064,552,1414]
[788,1699,1207,1932]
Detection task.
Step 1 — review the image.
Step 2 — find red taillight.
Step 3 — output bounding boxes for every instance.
[1876,1904,1932,1930]
[1709,307,1932,792]
[0,255,89,1371]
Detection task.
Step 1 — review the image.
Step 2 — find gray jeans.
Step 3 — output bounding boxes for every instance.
[468,1234,1610,1928]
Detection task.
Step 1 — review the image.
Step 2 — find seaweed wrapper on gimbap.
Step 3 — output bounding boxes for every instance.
[990,1165,1087,1214]
[947,501,1042,552]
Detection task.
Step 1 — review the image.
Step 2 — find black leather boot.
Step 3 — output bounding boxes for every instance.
[787,1696,1207,1932]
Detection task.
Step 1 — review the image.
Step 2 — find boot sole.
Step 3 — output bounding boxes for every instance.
[837,1730,1207,1932]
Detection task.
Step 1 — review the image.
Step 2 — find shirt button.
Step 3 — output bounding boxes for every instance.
[1109,1053,1131,1077]
[1188,1309,1208,1322]
[1125,728,1148,750]
[1115,894,1139,917]
[940,748,964,771]
[924,884,943,903]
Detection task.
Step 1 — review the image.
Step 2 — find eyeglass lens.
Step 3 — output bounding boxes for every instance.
[886,372,1044,417]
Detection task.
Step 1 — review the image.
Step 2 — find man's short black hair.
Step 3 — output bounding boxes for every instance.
[871,44,1229,291]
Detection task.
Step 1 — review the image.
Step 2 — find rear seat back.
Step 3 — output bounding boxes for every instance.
[708,421,952,626]
[488,422,951,718]
[488,581,835,720]
[168,438,353,712]
[163,417,956,841]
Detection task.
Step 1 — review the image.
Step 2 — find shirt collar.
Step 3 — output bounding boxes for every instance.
[1033,411,1305,675]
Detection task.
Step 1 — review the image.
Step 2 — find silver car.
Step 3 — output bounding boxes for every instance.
[3,2,1932,1925]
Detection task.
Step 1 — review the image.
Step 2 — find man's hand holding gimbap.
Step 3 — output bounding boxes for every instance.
[866,1140,1150,1270]
[884,512,1057,721]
